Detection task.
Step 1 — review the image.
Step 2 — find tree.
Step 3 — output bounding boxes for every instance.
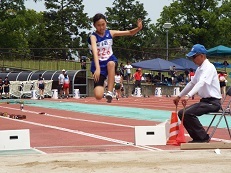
[25,10,50,57]
[43,0,91,59]
[0,1,47,60]
[156,0,231,53]
[215,0,231,46]
[0,0,27,49]
[105,0,152,62]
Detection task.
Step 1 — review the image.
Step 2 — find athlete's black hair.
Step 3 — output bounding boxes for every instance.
[93,13,106,24]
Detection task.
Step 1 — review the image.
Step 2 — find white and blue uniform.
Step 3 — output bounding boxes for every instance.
[88,30,118,77]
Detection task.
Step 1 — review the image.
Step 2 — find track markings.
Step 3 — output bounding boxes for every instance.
[0,106,134,128]
[0,106,162,151]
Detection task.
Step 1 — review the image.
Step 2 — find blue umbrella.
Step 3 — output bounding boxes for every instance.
[212,61,231,68]
[131,58,185,71]
[170,58,198,71]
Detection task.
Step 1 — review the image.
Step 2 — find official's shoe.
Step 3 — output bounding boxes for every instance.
[188,134,210,143]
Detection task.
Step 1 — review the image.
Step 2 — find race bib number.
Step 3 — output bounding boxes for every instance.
[97,39,113,60]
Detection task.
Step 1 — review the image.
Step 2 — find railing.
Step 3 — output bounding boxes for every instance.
[0,47,91,71]
[0,59,91,71]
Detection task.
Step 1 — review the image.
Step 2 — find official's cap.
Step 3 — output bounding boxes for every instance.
[186,44,207,57]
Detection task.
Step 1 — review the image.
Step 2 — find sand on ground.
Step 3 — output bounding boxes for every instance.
[1,150,231,173]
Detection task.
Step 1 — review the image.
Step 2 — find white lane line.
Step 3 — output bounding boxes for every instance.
[36,144,135,149]
[0,107,162,151]
[1,105,231,148]
[0,106,134,128]
[32,148,47,154]
[208,138,231,143]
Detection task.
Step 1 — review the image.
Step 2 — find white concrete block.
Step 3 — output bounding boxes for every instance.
[73,89,80,99]
[31,90,37,99]
[52,89,58,99]
[155,87,162,97]
[172,87,180,97]
[135,121,170,146]
[133,87,142,97]
[0,129,30,150]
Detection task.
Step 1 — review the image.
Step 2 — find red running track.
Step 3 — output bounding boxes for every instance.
[0,95,230,153]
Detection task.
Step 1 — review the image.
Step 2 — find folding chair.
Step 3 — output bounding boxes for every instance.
[206,86,231,139]
[44,80,53,97]
[9,81,23,98]
[21,81,33,98]
[31,80,40,99]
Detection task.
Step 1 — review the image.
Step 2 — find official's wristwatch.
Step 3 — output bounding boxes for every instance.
[185,94,191,99]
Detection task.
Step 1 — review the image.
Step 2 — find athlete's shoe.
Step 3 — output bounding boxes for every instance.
[105,91,113,103]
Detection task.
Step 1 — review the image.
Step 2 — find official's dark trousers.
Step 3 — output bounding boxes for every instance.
[178,98,221,140]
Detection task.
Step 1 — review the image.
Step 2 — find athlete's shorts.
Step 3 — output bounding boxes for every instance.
[114,83,121,90]
[90,55,118,77]
[94,74,106,88]
[38,84,44,90]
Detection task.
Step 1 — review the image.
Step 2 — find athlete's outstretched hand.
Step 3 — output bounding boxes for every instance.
[137,18,143,30]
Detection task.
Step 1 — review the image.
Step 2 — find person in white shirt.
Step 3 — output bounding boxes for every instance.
[58,69,66,98]
[114,71,123,100]
[173,44,221,143]
[124,62,133,82]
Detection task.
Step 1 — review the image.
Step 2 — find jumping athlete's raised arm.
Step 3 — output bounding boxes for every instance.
[110,18,142,37]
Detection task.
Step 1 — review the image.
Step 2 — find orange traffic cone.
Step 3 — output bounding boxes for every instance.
[176,121,186,145]
[175,106,186,145]
[167,112,179,145]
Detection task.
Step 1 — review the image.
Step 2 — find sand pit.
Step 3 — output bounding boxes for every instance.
[1,150,230,173]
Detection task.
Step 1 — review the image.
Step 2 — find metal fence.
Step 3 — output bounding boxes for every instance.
[0,48,91,72]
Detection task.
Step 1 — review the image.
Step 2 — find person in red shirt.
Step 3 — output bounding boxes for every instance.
[63,74,70,98]
[132,68,142,95]
[218,71,227,98]
[188,68,195,81]
[188,68,195,99]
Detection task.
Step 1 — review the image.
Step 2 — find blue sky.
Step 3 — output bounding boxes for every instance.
[24,0,172,24]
